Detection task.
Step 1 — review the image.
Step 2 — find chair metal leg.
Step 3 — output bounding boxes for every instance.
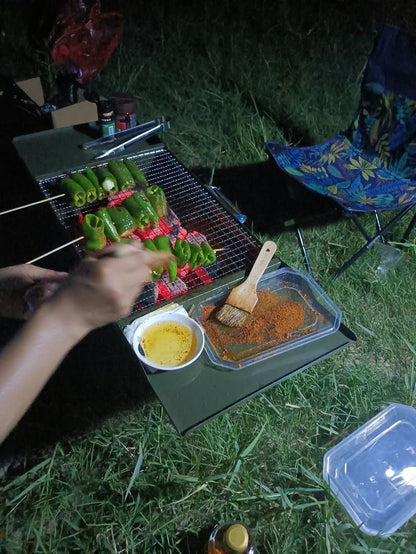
[349,214,372,241]
[374,211,386,243]
[333,204,415,279]
[296,227,314,277]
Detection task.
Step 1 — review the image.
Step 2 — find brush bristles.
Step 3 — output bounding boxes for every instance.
[215,303,249,327]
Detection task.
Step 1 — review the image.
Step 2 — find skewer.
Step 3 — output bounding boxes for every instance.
[26,237,84,265]
[0,194,65,216]
[25,239,225,266]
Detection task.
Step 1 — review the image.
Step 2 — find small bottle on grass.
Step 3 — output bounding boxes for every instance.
[204,522,255,554]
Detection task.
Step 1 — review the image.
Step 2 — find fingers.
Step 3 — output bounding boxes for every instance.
[93,240,144,259]
[89,242,176,271]
[144,250,177,270]
[24,266,68,281]
[0,264,68,290]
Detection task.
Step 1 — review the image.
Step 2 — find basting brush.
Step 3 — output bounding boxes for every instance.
[215,240,277,327]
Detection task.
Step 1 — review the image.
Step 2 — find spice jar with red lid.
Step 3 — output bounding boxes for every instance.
[111,92,137,131]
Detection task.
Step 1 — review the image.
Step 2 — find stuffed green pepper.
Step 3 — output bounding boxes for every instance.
[188,243,206,270]
[201,241,217,265]
[143,238,163,280]
[71,172,97,203]
[146,185,167,218]
[123,159,148,185]
[62,177,86,207]
[173,238,191,268]
[124,192,159,226]
[95,166,119,193]
[95,208,120,242]
[108,159,135,190]
[154,234,177,282]
[122,194,150,230]
[85,166,107,200]
[107,206,137,237]
[82,213,106,250]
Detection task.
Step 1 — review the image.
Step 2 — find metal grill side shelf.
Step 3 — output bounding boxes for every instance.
[36,144,265,315]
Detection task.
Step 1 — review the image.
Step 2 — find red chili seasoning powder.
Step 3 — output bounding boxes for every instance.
[200,290,316,362]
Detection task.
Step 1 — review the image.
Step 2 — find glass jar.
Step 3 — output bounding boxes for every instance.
[111,92,137,131]
[205,522,255,554]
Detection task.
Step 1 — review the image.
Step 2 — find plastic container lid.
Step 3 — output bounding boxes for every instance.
[323,403,416,537]
[193,267,342,370]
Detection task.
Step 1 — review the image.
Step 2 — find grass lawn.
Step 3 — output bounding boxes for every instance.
[1,1,416,552]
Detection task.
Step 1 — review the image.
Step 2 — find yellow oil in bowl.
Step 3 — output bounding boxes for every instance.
[140,320,197,367]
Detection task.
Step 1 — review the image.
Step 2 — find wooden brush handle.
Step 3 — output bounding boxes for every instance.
[244,240,277,289]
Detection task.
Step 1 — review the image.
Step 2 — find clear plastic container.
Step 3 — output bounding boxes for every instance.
[193,267,342,370]
[323,403,416,537]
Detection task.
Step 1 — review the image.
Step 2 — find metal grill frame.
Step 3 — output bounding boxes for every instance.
[36,143,265,316]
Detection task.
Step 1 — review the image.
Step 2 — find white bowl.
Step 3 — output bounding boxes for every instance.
[132,312,205,372]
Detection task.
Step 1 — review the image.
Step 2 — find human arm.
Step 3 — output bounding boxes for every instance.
[0,242,175,442]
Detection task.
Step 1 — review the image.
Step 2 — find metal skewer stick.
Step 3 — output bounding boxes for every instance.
[0,194,65,216]
[94,119,169,160]
[25,237,84,265]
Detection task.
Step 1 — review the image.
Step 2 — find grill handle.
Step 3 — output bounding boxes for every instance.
[206,185,247,224]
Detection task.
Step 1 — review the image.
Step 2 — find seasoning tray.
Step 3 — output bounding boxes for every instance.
[193,267,342,370]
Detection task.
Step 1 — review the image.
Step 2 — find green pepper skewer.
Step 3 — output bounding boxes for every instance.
[146,185,167,218]
[85,166,107,200]
[143,238,163,280]
[71,172,97,203]
[132,191,159,225]
[154,235,177,282]
[108,159,135,190]
[122,195,150,230]
[123,159,148,185]
[62,177,86,207]
[82,214,106,250]
[188,243,205,270]
[95,166,119,193]
[201,241,217,265]
[173,238,191,268]
[96,208,120,242]
[107,206,137,237]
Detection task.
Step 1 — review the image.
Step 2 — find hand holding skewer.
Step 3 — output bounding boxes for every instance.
[0,241,175,443]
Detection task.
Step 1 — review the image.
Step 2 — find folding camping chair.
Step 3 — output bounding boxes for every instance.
[266,24,416,278]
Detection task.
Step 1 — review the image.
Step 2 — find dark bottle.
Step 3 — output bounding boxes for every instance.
[97,100,116,137]
[205,522,255,554]
[111,92,137,131]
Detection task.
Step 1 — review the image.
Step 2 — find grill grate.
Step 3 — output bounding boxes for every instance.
[37,145,262,314]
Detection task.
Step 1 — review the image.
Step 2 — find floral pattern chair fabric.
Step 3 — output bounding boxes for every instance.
[266,24,416,214]
[265,24,416,277]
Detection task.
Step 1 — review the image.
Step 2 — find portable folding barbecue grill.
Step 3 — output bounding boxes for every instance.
[12,125,356,434]
[34,144,262,314]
